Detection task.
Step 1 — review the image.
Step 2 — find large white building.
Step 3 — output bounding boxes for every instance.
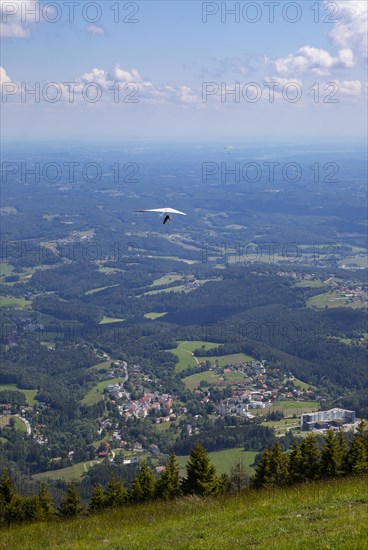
[300,408,355,431]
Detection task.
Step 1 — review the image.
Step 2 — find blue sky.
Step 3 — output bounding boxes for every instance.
[1,0,367,143]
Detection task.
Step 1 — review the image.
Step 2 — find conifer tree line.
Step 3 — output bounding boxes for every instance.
[1,423,367,527]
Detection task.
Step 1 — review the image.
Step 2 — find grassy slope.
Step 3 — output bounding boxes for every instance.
[177,448,257,476]
[80,377,124,406]
[1,476,366,549]
[0,384,37,406]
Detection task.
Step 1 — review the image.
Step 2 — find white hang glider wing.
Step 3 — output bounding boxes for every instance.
[136,208,186,215]
[135,208,187,224]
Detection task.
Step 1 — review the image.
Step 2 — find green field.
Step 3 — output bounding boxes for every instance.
[263,417,301,435]
[307,292,366,309]
[98,316,125,324]
[80,378,124,406]
[144,312,168,319]
[252,400,319,418]
[182,370,222,391]
[290,378,318,391]
[339,256,367,268]
[90,360,113,371]
[0,296,32,309]
[0,384,38,406]
[146,255,199,264]
[169,341,220,373]
[141,278,220,297]
[177,448,257,476]
[13,416,27,432]
[0,263,14,278]
[98,266,126,274]
[2,476,367,549]
[0,415,27,432]
[150,274,184,287]
[295,279,324,288]
[140,284,189,296]
[204,353,254,367]
[32,460,103,482]
[85,284,119,295]
[169,341,255,374]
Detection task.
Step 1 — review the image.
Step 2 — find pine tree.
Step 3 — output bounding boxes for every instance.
[22,495,42,523]
[182,442,219,496]
[0,468,14,505]
[320,430,344,478]
[299,434,320,480]
[38,482,55,519]
[3,494,25,526]
[253,448,272,487]
[218,472,230,493]
[104,475,127,507]
[59,481,82,517]
[130,460,156,502]
[155,454,181,500]
[229,460,250,493]
[89,484,105,512]
[346,422,368,474]
[288,440,305,484]
[269,442,289,486]
[0,468,15,525]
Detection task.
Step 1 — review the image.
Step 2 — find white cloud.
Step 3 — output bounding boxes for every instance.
[62,65,200,105]
[333,79,362,96]
[0,66,12,85]
[0,0,39,38]
[80,68,110,89]
[328,1,368,59]
[113,65,143,83]
[1,62,200,106]
[274,46,354,76]
[86,24,105,35]
[0,66,20,99]
[267,76,302,88]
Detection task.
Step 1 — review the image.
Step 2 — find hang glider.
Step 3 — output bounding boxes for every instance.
[136,208,187,225]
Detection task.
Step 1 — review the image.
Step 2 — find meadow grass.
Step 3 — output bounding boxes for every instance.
[177,448,257,476]
[1,476,366,549]
[85,284,120,295]
[13,417,27,432]
[182,370,222,391]
[0,296,32,309]
[205,353,254,367]
[144,312,168,319]
[170,341,254,374]
[307,292,365,309]
[149,274,184,287]
[32,460,103,482]
[0,384,37,406]
[98,267,126,274]
[252,401,319,418]
[291,378,318,391]
[80,378,123,406]
[295,279,324,288]
[98,316,125,324]
[90,360,113,371]
[0,416,27,433]
[169,340,219,373]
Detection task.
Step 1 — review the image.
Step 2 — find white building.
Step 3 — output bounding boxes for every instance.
[300,408,355,431]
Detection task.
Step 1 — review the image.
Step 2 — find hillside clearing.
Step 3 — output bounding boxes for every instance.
[1,476,367,549]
